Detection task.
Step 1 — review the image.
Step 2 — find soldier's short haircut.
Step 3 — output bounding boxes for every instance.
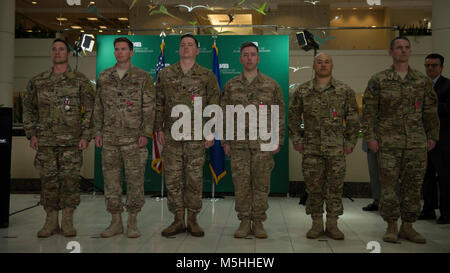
[390,36,410,50]
[52,38,71,52]
[240,42,259,54]
[426,53,444,66]
[180,34,199,48]
[114,37,134,51]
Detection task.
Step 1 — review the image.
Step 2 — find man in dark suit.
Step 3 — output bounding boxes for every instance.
[419,53,450,224]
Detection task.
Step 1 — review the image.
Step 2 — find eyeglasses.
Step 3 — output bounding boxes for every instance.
[424,64,440,68]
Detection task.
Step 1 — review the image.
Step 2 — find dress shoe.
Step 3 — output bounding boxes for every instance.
[437,215,450,224]
[362,203,379,211]
[418,210,436,220]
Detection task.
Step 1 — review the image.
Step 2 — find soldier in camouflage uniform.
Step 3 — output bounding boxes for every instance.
[221,42,285,239]
[23,39,95,238]
[289,53,359,240]
[93,37,155,238]
[156,34,220,237]
[362,37,439,244]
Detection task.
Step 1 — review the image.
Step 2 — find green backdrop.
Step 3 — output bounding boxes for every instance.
[94,35,289,193]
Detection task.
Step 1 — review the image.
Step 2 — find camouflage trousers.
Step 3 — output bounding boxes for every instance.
[163,139,205,215]
[102,143,148,214]
[230,145,274,222]
[34,146,82,210]
[302,154,345,216]
[378,147,427,223]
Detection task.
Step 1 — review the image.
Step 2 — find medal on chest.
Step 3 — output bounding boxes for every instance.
[191,92,195,104]
[332,108,338,118]
[64,97,71,111]
[415,100,420,109]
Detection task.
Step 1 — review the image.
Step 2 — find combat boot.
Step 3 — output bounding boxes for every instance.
[325,215,344,240]
[306,214,324,239]
[37,208,60,238]
[161,210,186,237]
[253,221,268,239]
[234,219,252,238]
[187,211,204,237]
[101,213,123,238]
[382,221,398,243]
[61,207,77,237]
[398,222,426,244]
[127,213,140,238]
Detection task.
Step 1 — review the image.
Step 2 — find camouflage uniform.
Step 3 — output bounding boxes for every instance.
[362,65,439,223]
[289,78,359,217]
[221,71,285,222]
[155,62,220,215]
[93,64,155,214]
[23,66,95,210]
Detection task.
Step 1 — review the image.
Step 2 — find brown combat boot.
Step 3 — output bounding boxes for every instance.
[234,219,252,238]
[398,222,426,244]
[325,215,344,240]
[161,210,186,237]
[101,213,123,238]
[253,221,268,239]
[382,221,398,243]
[306,214,324,239]
[187,211,204,237]
[37,208,60,238]
[127,213,140,238]
[61,207,77,237]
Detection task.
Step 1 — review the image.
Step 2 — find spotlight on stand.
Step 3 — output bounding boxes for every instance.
[296,30,319,55]
[73,34,95,70]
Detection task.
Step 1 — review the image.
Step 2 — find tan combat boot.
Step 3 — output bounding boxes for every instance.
[234,219,252,238]
[127,213,140,238]
[306,214,324,239]
[398,222,426,244]
[382,221,398,243]
[37,208,60,238]
[325,215,344,240]
[101,213,123,238]
[253,221,268,239]
[187,211,204,237]
[61,207,77,237]
[161,210,186,237]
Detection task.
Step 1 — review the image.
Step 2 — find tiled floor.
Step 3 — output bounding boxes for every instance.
[1,194,449,253]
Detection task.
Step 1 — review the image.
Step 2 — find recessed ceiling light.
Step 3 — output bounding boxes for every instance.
[31,1,37,4]
[80,30,85,33]
[99,30,103,33]
[117,30,121,32]
[371,25,377,28]
[353,8,357,10]
[56,17,68,21]
[99,25,107,29]
[71,26,82,29]
[118,17,129,21]
[87,17,98,21]
[337,8,341,10]
[90,1,95,4]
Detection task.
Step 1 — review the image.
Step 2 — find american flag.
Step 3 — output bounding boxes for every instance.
[155,41,165,79]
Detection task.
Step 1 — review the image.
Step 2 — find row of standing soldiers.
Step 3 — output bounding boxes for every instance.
[23,36,440,244]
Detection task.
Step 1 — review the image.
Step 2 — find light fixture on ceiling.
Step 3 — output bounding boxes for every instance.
[31,1,37,4]
[353,8,357,10]
[56,17,68,21]
[99,30,103,33]
[117,30,122,33]
[27,30,33,32]
[71,26,82,29]
[99,26,107,29]
[118,17,129,21]
[87,17,98,21]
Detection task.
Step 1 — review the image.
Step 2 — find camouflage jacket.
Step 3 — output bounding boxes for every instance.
[23,66,95,147]
[155,62,220,141]
[221,71,286,148]
[362,65,439,149]
[93,64,155,146]
[288,77,360,156]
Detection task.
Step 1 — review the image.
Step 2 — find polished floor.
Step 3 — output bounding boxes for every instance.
[1,194,449,253]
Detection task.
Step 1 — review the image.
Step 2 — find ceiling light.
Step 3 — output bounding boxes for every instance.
[80,30,85,33]
[371,25,377,28]
[71,25,82,29]
[99,30,103,33]
[337,8,341,10]
[99,26,107,29]
[117,30,122,32]
[31,1,37,4]
[118,17,129,21]
[369,7,373,10]
[56,17,68,21]
[89,1,95,4]
[87,17,98,21]
[353,8,357,10]
[27,30,33,32]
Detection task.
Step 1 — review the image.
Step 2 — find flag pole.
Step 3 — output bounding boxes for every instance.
[211,34,219,203]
